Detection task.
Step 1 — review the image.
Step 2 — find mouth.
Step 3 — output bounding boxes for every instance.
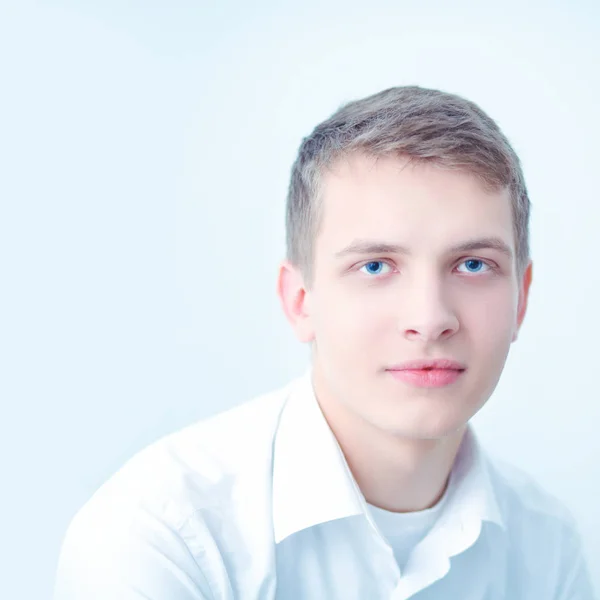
[387,358,467,371]
[415,366,463,371]
[386,367,465,388]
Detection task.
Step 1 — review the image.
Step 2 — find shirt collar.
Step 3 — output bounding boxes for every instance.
[272,367,364,543]
[271,367,505,545]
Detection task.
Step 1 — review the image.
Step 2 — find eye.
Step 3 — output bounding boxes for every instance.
[358,261,393,276]
[456,258,492,274]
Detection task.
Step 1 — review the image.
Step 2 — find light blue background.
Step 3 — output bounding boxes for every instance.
[1,1,599,598]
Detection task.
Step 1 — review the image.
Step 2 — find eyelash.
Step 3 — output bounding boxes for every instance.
[356,258,498,278]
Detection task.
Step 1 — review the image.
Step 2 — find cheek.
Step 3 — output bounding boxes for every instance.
[462,291,517,349]
[313,287,386,353]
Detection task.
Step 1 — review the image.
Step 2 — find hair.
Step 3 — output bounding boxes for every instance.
[285,85,531,289]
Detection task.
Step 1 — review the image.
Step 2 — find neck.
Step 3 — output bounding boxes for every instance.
[313,373,467,514]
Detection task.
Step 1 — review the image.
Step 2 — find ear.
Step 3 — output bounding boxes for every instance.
[276,260,316,343]
[512,260,533,342]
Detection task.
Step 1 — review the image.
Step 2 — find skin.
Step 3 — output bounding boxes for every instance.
[277,152,533,513]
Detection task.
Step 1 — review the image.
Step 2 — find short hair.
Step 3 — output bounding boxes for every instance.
[285,86,531,289]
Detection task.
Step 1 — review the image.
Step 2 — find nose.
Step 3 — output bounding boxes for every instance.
[399,275,459,342]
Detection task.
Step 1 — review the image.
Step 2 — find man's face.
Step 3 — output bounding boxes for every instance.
[298,152,532,440]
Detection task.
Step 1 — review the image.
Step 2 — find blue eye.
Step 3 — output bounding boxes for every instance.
[458,259,490,274]
[357,259,492,278]
[359,261,392,276]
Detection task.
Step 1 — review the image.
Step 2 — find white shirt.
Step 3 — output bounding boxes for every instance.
[54,369,596,599]
[366,479,450,572]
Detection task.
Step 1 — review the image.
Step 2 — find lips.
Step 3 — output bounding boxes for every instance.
[386,359,466,388]
[387,358,466,371]
[387,366,465,388]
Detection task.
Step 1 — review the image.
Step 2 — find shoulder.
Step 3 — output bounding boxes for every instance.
[487,454,576,527]
[486,453,586,570]
[54,379,294,598]
[485,455,595,597]
[76,379,292,526]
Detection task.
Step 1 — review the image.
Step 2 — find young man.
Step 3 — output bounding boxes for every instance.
[54,86,595,599]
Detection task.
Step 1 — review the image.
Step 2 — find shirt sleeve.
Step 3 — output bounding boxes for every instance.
[53,502,216,600]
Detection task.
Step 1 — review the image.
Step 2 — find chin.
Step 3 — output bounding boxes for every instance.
[366,401,471,441]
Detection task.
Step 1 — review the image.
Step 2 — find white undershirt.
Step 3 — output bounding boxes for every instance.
[366,482,451,572]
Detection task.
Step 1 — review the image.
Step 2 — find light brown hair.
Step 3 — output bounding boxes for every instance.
[285,86,531,289]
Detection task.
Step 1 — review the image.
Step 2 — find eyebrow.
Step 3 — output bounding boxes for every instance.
[334,237,514,260]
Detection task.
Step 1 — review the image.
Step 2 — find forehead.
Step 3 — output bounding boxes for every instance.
[315,153,514,256]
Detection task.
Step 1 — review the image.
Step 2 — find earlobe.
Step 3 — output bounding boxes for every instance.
[276,260,315,343]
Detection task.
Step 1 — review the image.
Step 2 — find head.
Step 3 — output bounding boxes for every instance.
[277,86,533,441]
